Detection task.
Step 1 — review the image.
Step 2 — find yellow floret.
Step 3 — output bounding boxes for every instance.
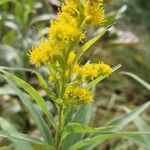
[67,51,76,65]
[61,0,80,16]
[29,40,54,67]
[99,62,113,75]
[49,17,85,45]
[90,0,103,3]
[73,64,84,79]
[73,62,112,80]
[84,63,101,79]
[84,2,105,26]
[63,85,93,106]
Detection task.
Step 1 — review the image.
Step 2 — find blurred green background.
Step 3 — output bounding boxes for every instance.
[0,0,150,149]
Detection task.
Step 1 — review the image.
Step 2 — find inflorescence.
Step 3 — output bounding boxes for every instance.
[28,0,112,106]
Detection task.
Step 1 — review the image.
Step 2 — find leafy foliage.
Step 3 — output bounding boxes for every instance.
[0,0,150,150]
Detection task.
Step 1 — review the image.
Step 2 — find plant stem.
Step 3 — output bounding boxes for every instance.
[56,105,63,150]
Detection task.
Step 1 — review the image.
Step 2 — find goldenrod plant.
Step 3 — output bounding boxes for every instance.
[0,0,150,150]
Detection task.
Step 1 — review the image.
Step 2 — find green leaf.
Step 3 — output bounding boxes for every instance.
[75,28,108,63]
[0,66,56,101]
[0,130,45,145]
[69,132,150,150]
[48,63,60,96]
[101,15,116,27]
[123,106,150,148]
[11,82,53,145]
[86,64,121,89]
[109,101,150,127]
[35,71,56,101]
[0,117,32,150]
[120,71,150,90]
[0,69,56,130]
[73,105,92,124]
[83,101,150,150]
[0,74,53,145]
[0,86,17,95]
[0,0,10,5]
[62,123,120,140]
[63,105,92,150]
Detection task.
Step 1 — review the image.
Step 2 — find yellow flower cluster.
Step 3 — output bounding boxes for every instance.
[91,0,103,3]
[49,17,84,46]
[48,0,85,48]
[61,0,80,17]
[74,62,112,80]
[67,51,76,65]
[29,40,54,67]
[28,0,112,106]
[84,1,105,26]
[29,0,106,66]
[63,85,93,106]
[29,0,84,67]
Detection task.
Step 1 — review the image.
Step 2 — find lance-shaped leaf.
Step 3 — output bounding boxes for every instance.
[120,71,150,90]
[61,123,120,140]
[63,105,92,150]
[0,66,56,101]
[69,132,150,150]
[85,101,150,150]
[0,117,32,150]
[0,130,44,144]
[75,28,108,63]
[0,86,17,95]
[0,130,54,150]
[123,106,150,148]
[109,101,150,127]
[0,74,53,145]
[101,15,116,27]
[0,69,56,130]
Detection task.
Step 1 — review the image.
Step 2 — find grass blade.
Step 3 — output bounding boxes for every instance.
[120,71,150,90]
[109,101,150,127]
[123,106,150,148]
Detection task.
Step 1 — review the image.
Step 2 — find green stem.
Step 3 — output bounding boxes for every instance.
[56,105,64,150]
[60,49,70,97]
[48,63,60,97]
[55,45,75,149]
